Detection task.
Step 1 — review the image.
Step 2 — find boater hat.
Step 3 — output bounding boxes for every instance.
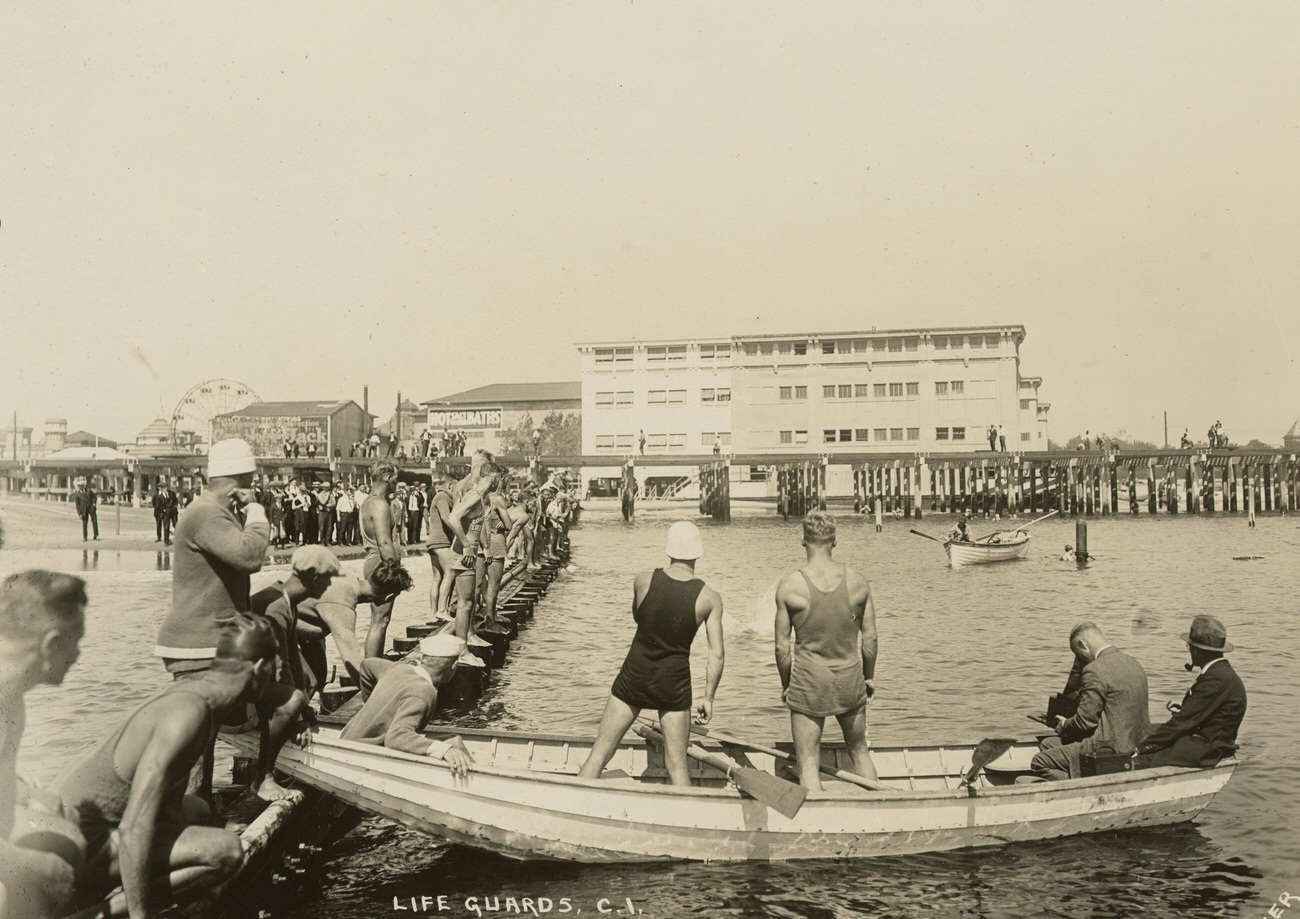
[1184,615,1234,653]
[664,520,704,560]
[208,438,257,478]
[420,633,466,658]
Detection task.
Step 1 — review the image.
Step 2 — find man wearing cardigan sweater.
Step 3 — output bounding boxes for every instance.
[340,634,473,777]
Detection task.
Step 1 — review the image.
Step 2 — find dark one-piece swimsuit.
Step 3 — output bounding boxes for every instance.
[610,568,705,712]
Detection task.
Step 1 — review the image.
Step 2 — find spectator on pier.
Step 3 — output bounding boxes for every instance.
[60,617,278,918]
[578,521,725,786]
[987,425,997,451]
[405,481,425,544]
[153,480,178,545]
[1180,429,1193,449]
[306,440,317,460]
[774,512,878,790]
[1134,616,1246,769]
[339,634,474,776]
[315,482,336,546]
[1,572,86,919]
[334,486,355,546]
[73,480,99,542]
[368,432,380,457]
[1031,623,1150,781]
[998,425,1007,453]
[1083,431,1091,451]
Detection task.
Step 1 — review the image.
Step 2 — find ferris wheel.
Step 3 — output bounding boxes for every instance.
[171,379,260,446]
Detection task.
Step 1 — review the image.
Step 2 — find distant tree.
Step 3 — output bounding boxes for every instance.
[1058,430,1159,451]
[1242,439,1276,451]
[497,410,581,456]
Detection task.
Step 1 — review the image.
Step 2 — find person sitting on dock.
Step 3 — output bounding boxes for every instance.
[0,571,86,919]
[1133,616,1246,769]
[775,512,879,790]
[338,634,474,777]
[58,616,280,919]
[577,521,725,786]
[1030,623,1150,781]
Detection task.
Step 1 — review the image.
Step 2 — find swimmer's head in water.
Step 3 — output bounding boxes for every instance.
[214,614,277,666]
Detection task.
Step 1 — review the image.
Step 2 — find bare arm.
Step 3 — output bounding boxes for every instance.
[773,574,799,693]
[447,489,482,552]
[858,577,877,694]
[315,601,363,680]
[697,588,725,724]
[119,702,208,919]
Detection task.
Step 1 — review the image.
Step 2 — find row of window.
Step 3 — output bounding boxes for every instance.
[779,428,925,445]
[594,344,732,365]
[744,334,1003,358]
[779,381,963,400]
[594,389,731,408]
[593,433,732,450]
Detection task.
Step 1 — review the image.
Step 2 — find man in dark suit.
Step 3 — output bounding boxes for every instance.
[1135,615,1246,769]
[1032,622,1151,780]
[72,480,99,541]
[152,480,178,544]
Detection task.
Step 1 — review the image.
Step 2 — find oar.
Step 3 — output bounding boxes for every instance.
[909,529,946,544]
[631,723,806,819]
[1020,509,1060,528]
[958,737,1018,790]
[688,723,898,793]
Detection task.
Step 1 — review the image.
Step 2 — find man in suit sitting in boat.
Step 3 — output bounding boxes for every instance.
[338,634,475,778]
[1134,615,1246,769]
[1031,623,1151,781]
[775,512,879,790]
[58,616,279,919]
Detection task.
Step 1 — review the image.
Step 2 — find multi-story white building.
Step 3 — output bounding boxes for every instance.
[577,326,1049,463]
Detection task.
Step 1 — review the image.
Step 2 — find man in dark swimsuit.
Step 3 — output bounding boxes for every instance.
[578,521,724,785]
[775,511,878,790]
[58,616,278,919]
[359,462,402,659]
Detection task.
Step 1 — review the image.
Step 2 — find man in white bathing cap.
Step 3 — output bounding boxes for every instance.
[578,520,725,785]
[339,633,474,777]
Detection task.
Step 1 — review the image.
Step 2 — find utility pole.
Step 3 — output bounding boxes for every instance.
[396,392,401,446]
[1163,411,1168,449]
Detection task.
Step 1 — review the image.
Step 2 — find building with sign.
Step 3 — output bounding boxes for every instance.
[421,382,581,456]
[211,400,371,460]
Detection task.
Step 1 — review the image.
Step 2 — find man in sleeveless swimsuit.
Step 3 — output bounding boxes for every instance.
[775,511,878,790]
[58,616,278,919]
[425,474,457,621]
[359,461,404,659]
[1,571,86,918]
[577,521,725,786]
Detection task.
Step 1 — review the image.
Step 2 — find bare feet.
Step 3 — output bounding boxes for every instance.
[254,774,303,804]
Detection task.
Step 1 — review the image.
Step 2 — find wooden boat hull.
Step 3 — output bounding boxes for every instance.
[236,727,1235,863]
[945,534,1031,567]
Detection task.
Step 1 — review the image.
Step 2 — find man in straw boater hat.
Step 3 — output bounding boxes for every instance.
[59,616,280,918]
[1133,615,1247,769]
[338,633,474,777]
[578,521,725,786]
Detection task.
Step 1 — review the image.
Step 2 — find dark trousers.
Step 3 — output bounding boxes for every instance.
[154,511,172,543]
[80,509,99,540]
[318,510,333,545]
[406,511,423,544]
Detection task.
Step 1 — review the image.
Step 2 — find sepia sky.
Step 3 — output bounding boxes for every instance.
[2,2,1298,446]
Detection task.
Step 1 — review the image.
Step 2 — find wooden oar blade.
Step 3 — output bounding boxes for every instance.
[730,764,807,819]
[962,737,1018,785]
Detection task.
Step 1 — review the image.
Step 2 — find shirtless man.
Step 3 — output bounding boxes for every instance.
[59,617,278,919]
[425,474,457,621]
[478,487,515,633]
[504,485,534,566]
[359,462,403,659]
[775,511,878,790]
[446,461,505,663]
[1,571,85,919]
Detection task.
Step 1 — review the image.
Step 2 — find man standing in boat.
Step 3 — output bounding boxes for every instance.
[1030,623,1150,781]
[578,521,725,786]
[339,633,475,777]
[775,511,878,790]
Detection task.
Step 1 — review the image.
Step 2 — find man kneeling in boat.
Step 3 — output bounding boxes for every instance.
[57,616,279,918]
[1031,623,1150,781]
[775,511,879,790]
[1133,615,1246,769]
[338,634,474,777]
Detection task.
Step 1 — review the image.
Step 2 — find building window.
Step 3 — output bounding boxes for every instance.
[874,428,887,441]
[667,390,686,404]
[1020,399,1032,409]
[720,432,731,445]
[614,348,632,366]
[779,430,793,444]
[595,348,613,365]
[872,338,887,352]
[615,392,633,407]
[890,428,903,441]
[744,343,759,356]
[839,428,852,442]
[596,434,615,449]
[934,335,948,350]
[907,427,919,440]
[823,385,836,399]
[853,339,868,353]
[760,342,773,356]
[969,336,983,350]
[668,433,686,449]
[1022,432,1032,442]
[779,386,792,400]
[701,388,715,403]
[793,342,807,356]
[905,337,919,352]
[824,429,837,444]
[936,427,950,440]
[615,434,634,450]
[595,392,614,408]
[935,381,949,396]
[647,346,666,363]
[950,336,965,349]
[889,383,903,397]
[794,430,808,444]
[700,343,730,363]
[648,390,666,404]
[854,383,869,398]
[822,341,835,355]
[716,388,730,402]
[838,384,852,399]
[951,380,964,394]
[855,428,869,441]
[795,385,807,399]
[906,382,919,397]
[985,334,1000,348]
[873,383,887,398]
[667,345,686,362]
[888,338,903,352]
[952,427,966,440]
[648,434,667,448]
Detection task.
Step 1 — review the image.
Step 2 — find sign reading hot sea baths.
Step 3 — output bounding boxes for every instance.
[428,409,503,430]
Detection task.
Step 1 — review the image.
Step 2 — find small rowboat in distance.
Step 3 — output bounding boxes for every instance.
[230,725,1235,863]
[945,530,1031,567]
